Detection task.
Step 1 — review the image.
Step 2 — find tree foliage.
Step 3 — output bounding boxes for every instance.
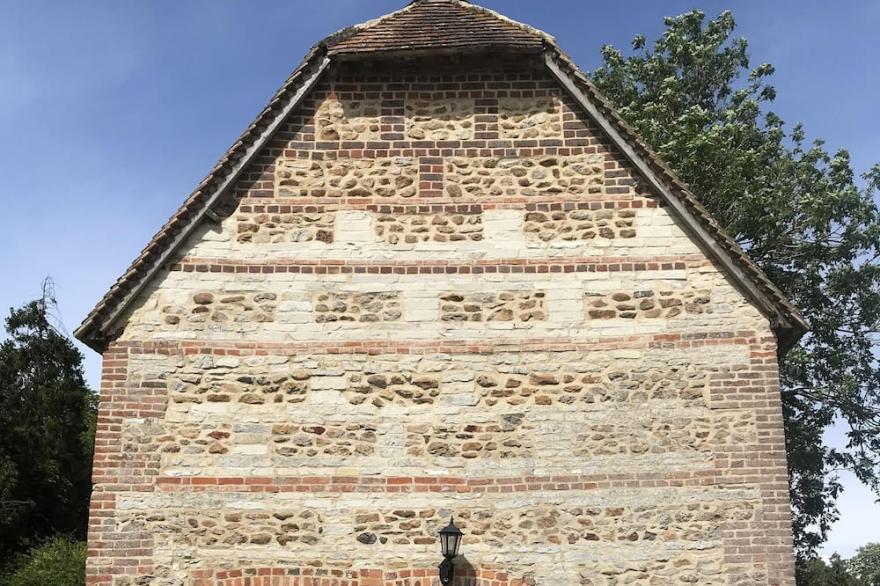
[591,10,880,561]
[0,537,86,586]
[0,283,97,566]
[848,542,880,585]
[799,553,862,586]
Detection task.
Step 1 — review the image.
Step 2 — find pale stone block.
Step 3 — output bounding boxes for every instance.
[335,210,373,243]
[309,375,348,391]
[483,209,523,243]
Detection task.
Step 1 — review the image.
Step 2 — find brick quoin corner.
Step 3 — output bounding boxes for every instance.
[75,1,807,584]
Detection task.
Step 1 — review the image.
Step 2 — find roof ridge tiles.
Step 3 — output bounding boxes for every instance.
[325,0,550,56]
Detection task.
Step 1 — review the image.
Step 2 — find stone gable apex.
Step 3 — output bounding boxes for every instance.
[74,1,806,353]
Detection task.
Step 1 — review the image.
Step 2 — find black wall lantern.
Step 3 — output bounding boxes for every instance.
[438,517,463,585]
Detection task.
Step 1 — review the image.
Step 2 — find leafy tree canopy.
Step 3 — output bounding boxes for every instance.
[591,10,880,561]
[799,553,861,585]
[0,537,86,586]
[0,282,97,565]
[848,542,880,586]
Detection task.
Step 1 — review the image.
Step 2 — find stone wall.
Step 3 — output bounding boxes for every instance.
[445,155,605,199]
[86,60,796,585]
[276,157,419,198]
[315,98,382,142]
[585,288,712,320]
[314,291,403,323]
[160,291,277,328]
[353,498,756,547]
[497,96,562,139]
[405,98,475,140]
[524,204,636,242]
[236,206,335,244]
[120,508,323,547]
[404,414,531,459]
[124,267,761,342]
[439,291,546,322]
[375,209,484,244]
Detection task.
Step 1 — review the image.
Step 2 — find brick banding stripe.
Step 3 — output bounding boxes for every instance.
[239,204,331,214]
[156,470,716,493]
[279,144,603,158]
[169,255,707,275]
[365,203,484,214]
[117,331,770,358]
[190,566,534,586]
[237,201,653,213]
[238,195,641,207]
[524,199,657,211]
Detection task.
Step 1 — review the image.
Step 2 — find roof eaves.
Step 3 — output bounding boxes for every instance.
[73,49,331,352]
[543,46,808,352]
[75,1,807,357]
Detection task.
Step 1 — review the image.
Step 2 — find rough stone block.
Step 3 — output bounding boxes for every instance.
[405,97,475,140]
[315,97,382,142]
[498,96,562,139]
[445,155,604,198]
[276,157,418,198]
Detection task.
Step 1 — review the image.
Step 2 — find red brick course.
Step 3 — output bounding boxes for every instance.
[168,256,706,275]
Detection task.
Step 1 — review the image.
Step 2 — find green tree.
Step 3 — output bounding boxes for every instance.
[591,10,880,562]
[0,537,86,586]
[0,283,97,566]
[848,542,880,585]
[799,554,862,586]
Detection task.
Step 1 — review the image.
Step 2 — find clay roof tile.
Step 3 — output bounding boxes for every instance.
[327,0,547,57]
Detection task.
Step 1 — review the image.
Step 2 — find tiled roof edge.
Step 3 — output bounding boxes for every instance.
[543,44,808,353]
[75,2,807,356]
[326,0,553,56]
[441,0,556,45]
[73,49,332,352]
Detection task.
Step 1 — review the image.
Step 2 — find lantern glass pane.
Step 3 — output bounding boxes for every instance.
[440,532,451,556]
[439,517,463,558]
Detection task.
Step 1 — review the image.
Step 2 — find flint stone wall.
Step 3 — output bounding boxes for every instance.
[87,60,796,586]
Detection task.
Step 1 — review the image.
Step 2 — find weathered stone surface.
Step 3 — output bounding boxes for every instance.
[524,207,636,241]
[474,364,709,407]
[497,96,562,139]
[314,291,403,323]
[124,418,379,462]
[92,61,795,584]
[405,97,474,140]
[445,155,604,198]
[161,291,276,327]
[577,553,725,585]
[345,371,440,407]
[375,212,483,244]
[120,508,322,547]
[276,157,418,198]
[236,211,334,244]
[315,97,382,142]
[271,422,378,458]
[123,419,230,457]
[575,410,755,456]
[586,288,712,320]
[440,291,546,322]
[168,365,309,405]
[354,499,754,546]
[405,415,531,459]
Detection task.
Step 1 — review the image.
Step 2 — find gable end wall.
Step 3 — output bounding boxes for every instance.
[86,58,796,585]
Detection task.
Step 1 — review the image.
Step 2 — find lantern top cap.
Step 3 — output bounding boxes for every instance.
[440,516,463,536]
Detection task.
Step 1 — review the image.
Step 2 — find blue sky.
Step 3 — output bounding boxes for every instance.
[1,0,878,558]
